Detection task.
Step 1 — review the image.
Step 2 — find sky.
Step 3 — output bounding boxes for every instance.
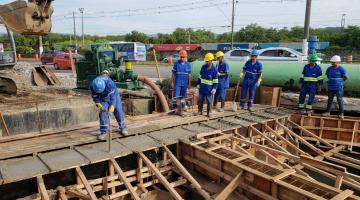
[1,0,360,35]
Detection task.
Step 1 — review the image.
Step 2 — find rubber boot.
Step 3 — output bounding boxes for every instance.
[219,100,225,112]
[207,103,212,117]
[197,102,203,116]
[213,97,218,110]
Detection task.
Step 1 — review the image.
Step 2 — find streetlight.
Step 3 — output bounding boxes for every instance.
[79,8,84,46]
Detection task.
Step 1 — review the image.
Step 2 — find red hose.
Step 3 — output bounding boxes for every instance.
[137,76,169,112]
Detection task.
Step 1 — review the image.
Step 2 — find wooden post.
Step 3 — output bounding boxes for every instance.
[75,167,98,200]
[139,152,184,200]
[37,176,50,200]
[214,171,243,200]
[110,158,141,200]
[153,49,162,83]
[0,112,10,136]
[108,160,116,194]
[68,48,77,77]
[163,145,211,200]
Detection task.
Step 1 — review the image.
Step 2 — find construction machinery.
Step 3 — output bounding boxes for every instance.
[76,44,144,90]
[0,0,54,95]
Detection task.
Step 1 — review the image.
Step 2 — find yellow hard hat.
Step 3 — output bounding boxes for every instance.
[204,53,214,62]
[216,51,224,58]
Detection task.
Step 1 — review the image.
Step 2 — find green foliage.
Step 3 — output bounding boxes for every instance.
[1,25,359,51]
[16,46,35,54]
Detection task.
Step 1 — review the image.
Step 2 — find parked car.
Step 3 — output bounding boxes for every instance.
[163,54,180,63]
[223,49,252,61]
[0,52,14,64]
[40,50,64,64]
[257,47,309,62]
[53,53,83,70]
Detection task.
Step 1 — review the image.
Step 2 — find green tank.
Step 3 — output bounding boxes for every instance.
[190,60,360,97]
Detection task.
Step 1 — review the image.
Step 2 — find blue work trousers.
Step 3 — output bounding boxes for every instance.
[326,90,344,114]
[298,84,317,110]
[198,93,213,107]
[240,78,257,108]
[174,85,187,99]
[99,96,127,134]
[216,87,227,101]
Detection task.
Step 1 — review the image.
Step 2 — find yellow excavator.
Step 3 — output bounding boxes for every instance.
[0,0,54,95]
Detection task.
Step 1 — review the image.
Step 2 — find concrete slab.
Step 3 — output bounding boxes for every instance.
[220,117,253,127]
[129,124,162,135]
[237,113,270,123]
[38,149,89,172]
[75,141,132,163]
[118,135,161,152]
[181,123,217,134]
[200,119,241,131]
[148,127,198,145]
[0,156,49,184]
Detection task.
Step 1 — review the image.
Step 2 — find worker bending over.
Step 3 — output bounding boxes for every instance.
[197,53,218,117]
[214,51,229,112]
[90,71,128,140]
[298,54,323,114]
[170,50,191,115]
[323,55,348,119]
[240,50,263,112]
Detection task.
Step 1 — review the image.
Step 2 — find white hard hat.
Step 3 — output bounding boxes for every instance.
[102,70,110,75]
[330,55,341,63]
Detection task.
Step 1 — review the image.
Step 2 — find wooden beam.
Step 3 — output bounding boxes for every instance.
[36,175,49,200]
[329,189,353,200]
[110,158,141,200]
[350,122,359,151]
[335,175,344,189]
[108,160,116,194]
[57,187,68,200]
[75,166,98,200]
[0,112,10,136]
[214,171,243,200]
[250,126,288,153]
[288,120,334,148]
[276,122,325,155]
[66,189,92,200]
[163,145,211,200]
[139,152,184,200]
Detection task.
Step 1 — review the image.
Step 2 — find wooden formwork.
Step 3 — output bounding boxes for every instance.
[181,115,360,200]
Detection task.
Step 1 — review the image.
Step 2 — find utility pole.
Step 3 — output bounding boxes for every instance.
[186,30,191,44]
[230,0,235,50]
[341,14,346,29]
[72,11,77,53]
[39,36,43,55]
[79,8,85,46]
[302,0,312,55]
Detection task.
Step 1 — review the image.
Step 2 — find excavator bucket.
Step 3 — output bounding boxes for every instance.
[0,0,53,35]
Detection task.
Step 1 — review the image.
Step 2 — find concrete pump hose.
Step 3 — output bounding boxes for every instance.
[137,76,169,112]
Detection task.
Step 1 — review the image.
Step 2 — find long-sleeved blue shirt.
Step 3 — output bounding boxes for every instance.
[326,66,348,91]
[90,76,118,106]
[300,64,323,88]
[217,61,230,89]
[243,60,262,81]
[198,63,218,94]
[172,60,191,87]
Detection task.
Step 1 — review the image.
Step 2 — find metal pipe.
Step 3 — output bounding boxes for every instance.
[137,76,169,112]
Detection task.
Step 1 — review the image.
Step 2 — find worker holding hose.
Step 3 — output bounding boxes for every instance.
[197,53,218,117]
[90,71,128,140]
[170,50,191,115]
[297,54,323,114]
[214,51,230,112]
[239,49,263,112]
[323,55,348,119]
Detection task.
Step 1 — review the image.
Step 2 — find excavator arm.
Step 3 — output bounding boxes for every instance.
[0,0,54,35]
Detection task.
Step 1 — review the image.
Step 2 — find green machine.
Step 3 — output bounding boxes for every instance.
[76,44,144,90]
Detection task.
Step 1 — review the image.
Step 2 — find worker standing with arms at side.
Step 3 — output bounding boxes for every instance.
[214,51,230,112]
[90,71,128,140]
[239,50,262,112]
[197,53,218,117]
[323,55,348,119]
[297,54,323,114]
[170,50,191,115]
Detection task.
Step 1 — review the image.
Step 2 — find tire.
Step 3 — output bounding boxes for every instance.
[54,64,59,70]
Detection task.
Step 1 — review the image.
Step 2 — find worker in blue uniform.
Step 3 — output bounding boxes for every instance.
[323,55,348,119]
[90,71,128,140]
[170,50,191,115]
[239,49,263,112]
[214,51,229,112]
[298,54,323,114]
[197,53,218,117]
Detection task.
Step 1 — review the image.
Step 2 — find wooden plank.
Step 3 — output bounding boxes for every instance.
[110,158,141,200]
[335,175,344,189]
[288,120,334,148]
[250,126,288,153]
[163,145,211,200]
[277,122,325,155]
[272,169,296,181]
[75,167,98,200]
[350,122,359,151]
[214,171,243,200]
[276,180,327,200]
[66,188,92,200]
[0,112,10,136]
[58,187,68,200]
[36,175,49,200]
[329,189,353,200]
[139,152,183,200]
[108,160,116,194]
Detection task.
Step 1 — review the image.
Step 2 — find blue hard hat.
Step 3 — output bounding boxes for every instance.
[250,49,259,56]
[92,77,106,93]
